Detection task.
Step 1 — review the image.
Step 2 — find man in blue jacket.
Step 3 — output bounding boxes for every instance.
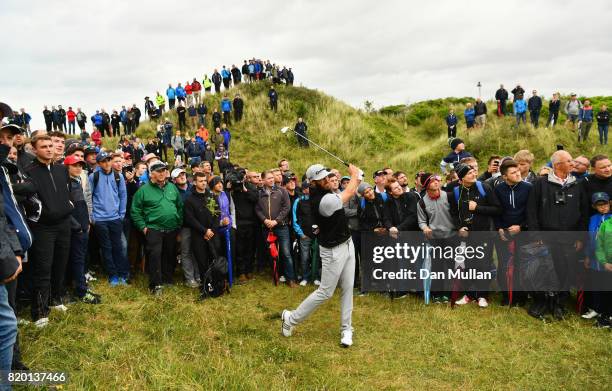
[513,94,527,127]
[221,95,232,125]
[221,66,231,90]
[440,138,472,173]
[175,83,186,104]
[89,152,129,286]
[166,84,176,110]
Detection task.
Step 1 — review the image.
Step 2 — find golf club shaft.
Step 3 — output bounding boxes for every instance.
[291,130,349,167]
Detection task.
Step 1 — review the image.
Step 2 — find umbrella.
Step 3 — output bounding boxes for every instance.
[267,231,279,285]
[225,229,233,287]
[576,269,585,314]
[506,240,516,306]
[423,243,432,305]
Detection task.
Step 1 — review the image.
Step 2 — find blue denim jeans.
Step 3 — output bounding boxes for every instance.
[0,285,16,381]
[95,219,130,279]
[69,230,89,297]
[299,236,313,282]
[274,225,295,281]
[598,124,609,145]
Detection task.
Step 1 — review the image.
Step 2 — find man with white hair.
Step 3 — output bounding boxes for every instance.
[527,150,590,320]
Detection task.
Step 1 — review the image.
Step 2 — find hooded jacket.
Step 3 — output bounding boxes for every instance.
[494,180,532,229]
[527,173,589,233]
[89,169,127,223]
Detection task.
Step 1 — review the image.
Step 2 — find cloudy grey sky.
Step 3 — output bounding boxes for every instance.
[2,0,612,129]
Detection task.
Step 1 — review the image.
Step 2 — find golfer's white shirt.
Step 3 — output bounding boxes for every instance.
[319,193,343,217]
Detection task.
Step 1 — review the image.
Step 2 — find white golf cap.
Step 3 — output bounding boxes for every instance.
[306,164,331,181]
[171,168,185,178]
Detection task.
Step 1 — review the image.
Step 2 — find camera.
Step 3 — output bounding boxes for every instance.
[122,164,134,174]
[554,190,566,205]
[225,167,246,190]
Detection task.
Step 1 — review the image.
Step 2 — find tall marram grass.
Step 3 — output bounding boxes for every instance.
[103,83,610,178]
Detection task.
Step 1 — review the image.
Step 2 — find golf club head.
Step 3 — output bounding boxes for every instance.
[280,126,291,134]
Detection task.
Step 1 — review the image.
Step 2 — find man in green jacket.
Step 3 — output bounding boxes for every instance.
[131,162,183,295]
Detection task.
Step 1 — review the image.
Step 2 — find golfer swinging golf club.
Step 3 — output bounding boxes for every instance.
[281,162,361,347]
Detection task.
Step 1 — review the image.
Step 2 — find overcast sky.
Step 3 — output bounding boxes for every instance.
[2,0,612,129]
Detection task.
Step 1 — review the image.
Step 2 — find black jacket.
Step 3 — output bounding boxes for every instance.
[231,184,258,226]
[511,86,525,99]
[581,174,611,215]
[528,96,542,112]
[183,188,218,234]
[549,100,561,114]
[474,101,487,116]
[527,174,589,232]
[448,181,502,231]
[233,98,244,113]
[596,110,610,125]
[383,192,419,231]
[22,159,73,225]
[212,72,222,85]
[358,193,386,231]
[495,88,508,101]
[295,121,307,134]
[69,176,89,231]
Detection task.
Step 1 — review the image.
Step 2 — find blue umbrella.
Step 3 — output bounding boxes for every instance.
[225,229,233,287]
[423,243,432,305]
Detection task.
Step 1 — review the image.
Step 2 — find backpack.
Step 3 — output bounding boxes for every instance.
[93,171,121,193]
[453,181,486,203]
[201,241,229,298]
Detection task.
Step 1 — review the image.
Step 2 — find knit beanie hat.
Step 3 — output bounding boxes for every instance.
[450,138,464,150]
[358,182,373,196]
[454,163,473,180]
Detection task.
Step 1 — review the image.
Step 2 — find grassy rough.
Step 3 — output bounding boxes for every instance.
[103,85,610,177]
[19,274,612,391]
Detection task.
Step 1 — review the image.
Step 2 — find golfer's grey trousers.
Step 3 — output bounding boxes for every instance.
[288,238,355,332]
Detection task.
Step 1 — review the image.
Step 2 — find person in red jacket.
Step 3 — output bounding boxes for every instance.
[191,78,202,105]
[185,81,193,107]
[91,128,102,146]
[66,107,77,135]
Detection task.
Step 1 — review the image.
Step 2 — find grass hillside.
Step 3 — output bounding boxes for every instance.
[106,83,611,177]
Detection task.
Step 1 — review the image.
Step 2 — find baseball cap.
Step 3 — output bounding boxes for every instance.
[373,170,385,179]
[306,164,331,181]
[96,151,111,162]
[149,161,168,172]
[591,192,610,204]
[63,155,86,166]
[0,124,24,135]
[171,168,185,179]
[84,147,97,156]
[0,103,12,119]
